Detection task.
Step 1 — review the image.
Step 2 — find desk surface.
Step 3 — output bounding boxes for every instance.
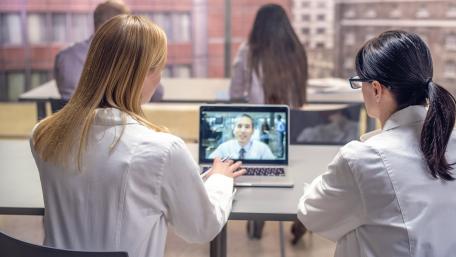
[20,78,362,103]
[0,139,340,220]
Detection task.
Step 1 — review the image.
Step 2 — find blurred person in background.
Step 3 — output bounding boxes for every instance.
[229,3,307,106]
[229,3,308,242]
[54,0,164,101]
[32,15,244,257]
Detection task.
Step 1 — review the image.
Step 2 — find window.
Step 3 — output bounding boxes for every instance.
[444,62,456,79]
[416,6,430,18]
[71,13,91,42]
[172,13,191,43]
[365,33,375,43]
[153,13,172,41]
[6,72,25,101]
[365,10,377,18]
[30,71,49,89]
[390,4,401,18]
[162,66,172,78]
[27,14,47,44]
[315,42,325,48]
[317,14,325,21]
[316,27,325,35]
[446,35,456,51]
[345,33,355,46]
[420,35,428,46]
[344,58,354,69]
[301,14,310,21]
[301,2,309,8]
[447,4,456,18]
[52,13,67,42]
[301,27,309,34]
[390,9,401,18]
[317,2,326,8]
[174,65,192,78]
[1,13,22,45]
[344,9,355,18]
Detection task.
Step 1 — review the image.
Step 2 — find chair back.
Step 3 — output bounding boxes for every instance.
[0,231,128,257]
[290,103,363,145]
[49,98,69,113]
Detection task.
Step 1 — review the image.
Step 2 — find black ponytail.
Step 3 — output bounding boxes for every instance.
[356,30,456,181]
[421,81,456,180]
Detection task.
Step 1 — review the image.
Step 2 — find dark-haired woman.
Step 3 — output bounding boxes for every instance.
[229,3,308,241]
[297,30,456,256]
[229,3,307,107]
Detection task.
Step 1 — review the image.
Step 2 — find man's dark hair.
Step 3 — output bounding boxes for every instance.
[94,0,130,31]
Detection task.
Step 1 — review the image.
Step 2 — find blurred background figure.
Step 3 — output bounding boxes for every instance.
[229,3,308,106]
[229,3,308,242]
[275,115,286,157]
[296,109,360,144]
[259,119,271,145]
[54,0,164,101]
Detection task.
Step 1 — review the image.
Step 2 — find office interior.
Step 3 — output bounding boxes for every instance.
[1,0,456,257]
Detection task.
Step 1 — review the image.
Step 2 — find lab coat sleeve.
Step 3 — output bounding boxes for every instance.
[161,139,234,243]
[229,43,248,101]
[297,150,366,242]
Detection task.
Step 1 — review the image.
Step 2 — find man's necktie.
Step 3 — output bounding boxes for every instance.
[239,148,246,159]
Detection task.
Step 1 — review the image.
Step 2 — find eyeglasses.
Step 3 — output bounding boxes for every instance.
[348,76,373,89]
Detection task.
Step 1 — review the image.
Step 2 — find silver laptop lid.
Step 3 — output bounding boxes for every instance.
[199,104,289,165]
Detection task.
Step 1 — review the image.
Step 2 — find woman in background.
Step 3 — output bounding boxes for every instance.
[298,31,456,256]
[229,3,308,242]
[31,15,244,257]
[230,3,308,107]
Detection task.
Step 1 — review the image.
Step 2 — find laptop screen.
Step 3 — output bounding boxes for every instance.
[199,105,288,165]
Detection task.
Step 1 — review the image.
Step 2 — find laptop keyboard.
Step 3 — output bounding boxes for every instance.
[202,167,285,176]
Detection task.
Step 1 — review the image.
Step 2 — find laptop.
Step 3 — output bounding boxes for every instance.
[199,104,293,187]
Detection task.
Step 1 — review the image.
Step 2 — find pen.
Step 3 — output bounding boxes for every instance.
[221,154,232,162]
[200,155,232,179]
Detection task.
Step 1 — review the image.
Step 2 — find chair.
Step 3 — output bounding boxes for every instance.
[290,103,363,145]
[0,231,128,257]
[49,98,69,114]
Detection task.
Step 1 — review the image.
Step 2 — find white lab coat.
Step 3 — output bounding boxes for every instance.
[298,105,456,257]
[30,108,234,257]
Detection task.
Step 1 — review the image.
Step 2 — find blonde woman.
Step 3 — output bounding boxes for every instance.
[31,15,245,257]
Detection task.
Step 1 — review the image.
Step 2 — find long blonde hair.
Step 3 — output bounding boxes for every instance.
[33,15,167,169]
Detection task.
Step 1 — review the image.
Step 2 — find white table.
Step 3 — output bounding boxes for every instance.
[0,139,340,257]
[19,78,363,120]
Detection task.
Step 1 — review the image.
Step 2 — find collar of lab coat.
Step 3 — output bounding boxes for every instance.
[93,108,140,126]
[383,105,427,131]
[360,105,427,142]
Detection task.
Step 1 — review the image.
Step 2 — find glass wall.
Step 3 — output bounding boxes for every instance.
[1,0,456,101]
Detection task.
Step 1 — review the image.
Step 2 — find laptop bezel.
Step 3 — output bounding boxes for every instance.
[199,104,289,165]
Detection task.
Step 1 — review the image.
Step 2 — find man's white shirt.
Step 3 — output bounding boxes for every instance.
[209,139,275,159]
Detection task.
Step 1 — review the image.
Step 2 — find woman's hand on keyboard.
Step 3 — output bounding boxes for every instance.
[210,158,246,178]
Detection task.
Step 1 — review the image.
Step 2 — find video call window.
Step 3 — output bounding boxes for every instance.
[200,111,287,161]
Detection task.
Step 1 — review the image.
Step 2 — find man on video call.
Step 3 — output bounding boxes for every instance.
[209,114,275,160]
